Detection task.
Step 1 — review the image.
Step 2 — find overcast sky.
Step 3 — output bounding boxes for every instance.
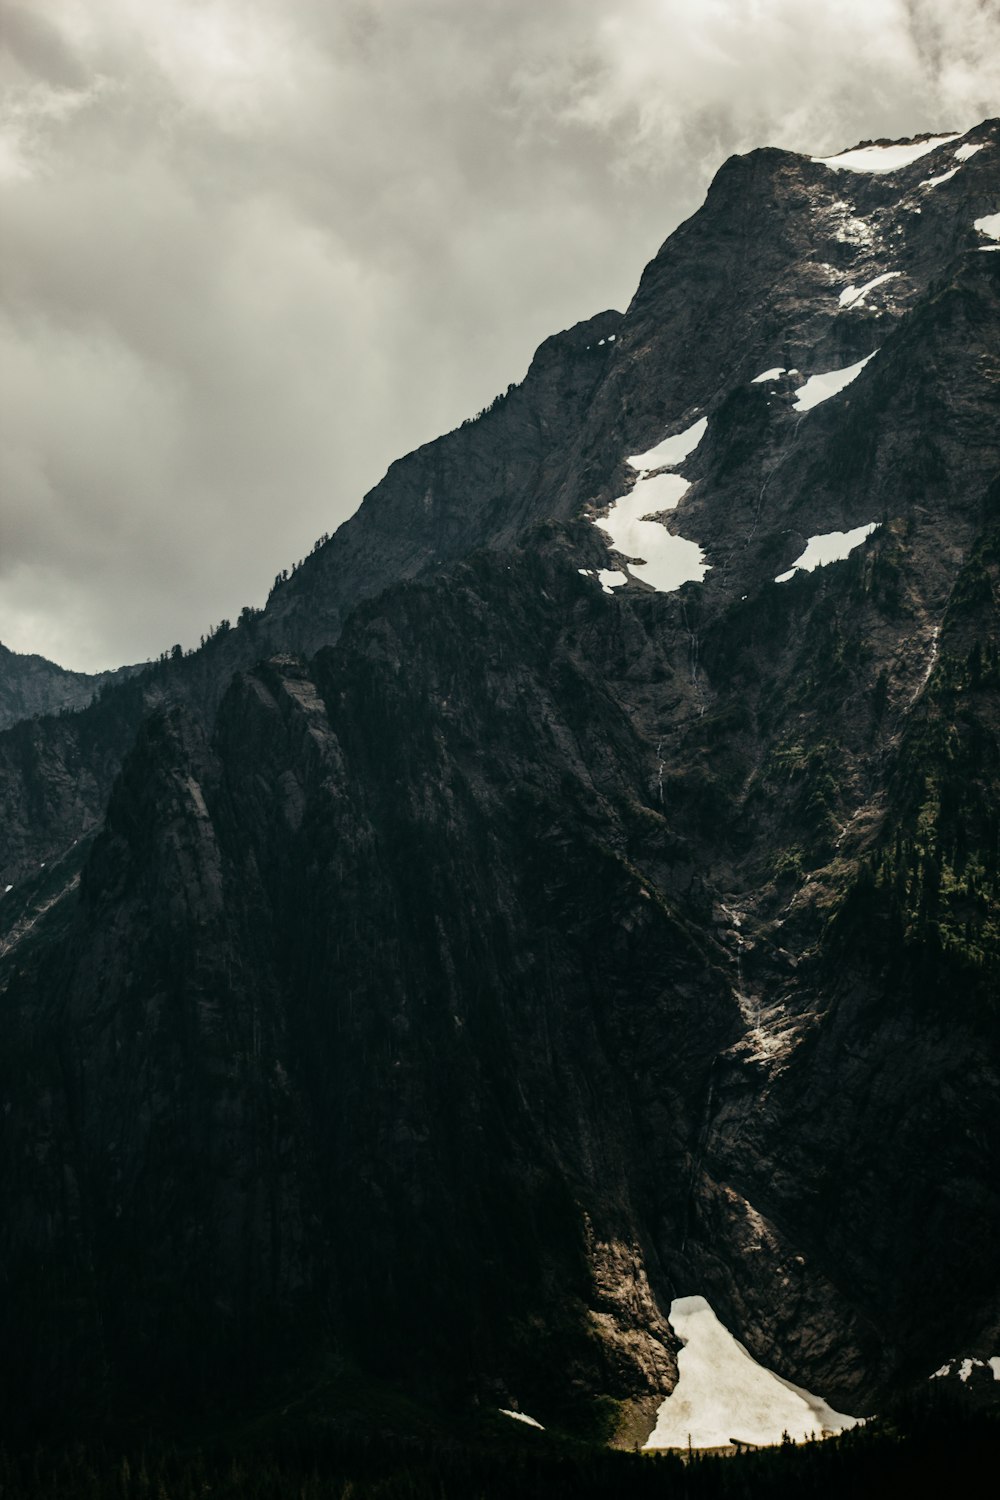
[2,0,998,671]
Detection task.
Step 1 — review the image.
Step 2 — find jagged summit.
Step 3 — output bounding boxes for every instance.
[1,119,998,1447]
[811,129,963,171]
[839,130,960,146]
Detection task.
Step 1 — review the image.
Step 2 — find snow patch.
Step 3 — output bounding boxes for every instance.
[793,353,877,411]
[827,201,876,248]
[628,416,707,472]
[814,135,960,173]
[932,1355,1000,1383]
[838,272,899,309]
[920,167,959,189]
[3,885,11,894]
[499,1409,544,1430]
[591,416,711,594]
[751,367,787,383]
[644,1296,859,1450]
[578,567,629,594]
[954,142,985,162]
[595,472,708,592]
[775,523,879,583]
[974,213,1000,241]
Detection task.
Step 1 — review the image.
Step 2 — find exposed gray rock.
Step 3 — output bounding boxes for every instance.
[1,122,998,1441]
[0,641,143,731]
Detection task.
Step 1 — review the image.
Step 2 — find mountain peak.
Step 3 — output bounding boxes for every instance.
[1,118,998,1450]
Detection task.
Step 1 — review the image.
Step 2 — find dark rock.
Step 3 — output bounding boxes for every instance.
[1,121,999,1442]
[0,641,143,731]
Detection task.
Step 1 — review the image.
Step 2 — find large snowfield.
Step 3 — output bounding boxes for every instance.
[644,1296,860,1450]
[775,522,879,583]
[594,471,709,592]
[627,417,708,472]
[792,353,877,411]
[589,416,710,593]
[813,135,960,173]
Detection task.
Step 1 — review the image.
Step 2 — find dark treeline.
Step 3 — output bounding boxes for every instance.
[2,1396,993,1499]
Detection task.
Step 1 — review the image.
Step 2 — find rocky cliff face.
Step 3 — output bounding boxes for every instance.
[1,124,998,1441]
[0,642,143,732]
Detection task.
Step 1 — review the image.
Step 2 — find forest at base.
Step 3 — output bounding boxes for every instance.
[4,1387,993,1498]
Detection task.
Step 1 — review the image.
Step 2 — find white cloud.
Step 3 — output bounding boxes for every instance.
[513,0,997,167]
[1,0,997,670]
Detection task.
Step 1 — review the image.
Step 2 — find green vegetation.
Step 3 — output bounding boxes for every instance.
[766,738,842,844]
[827,633,1000,1011]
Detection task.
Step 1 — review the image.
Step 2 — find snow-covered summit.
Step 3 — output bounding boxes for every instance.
[813,133,961,173]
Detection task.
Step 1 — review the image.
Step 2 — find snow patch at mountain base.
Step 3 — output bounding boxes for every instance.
[752,367,787,383]
[974,213,1000,241]
[775,523,880,583]
[838,272,899,309]
[930,1356,1000,1383]
[813,135,960,173]
[643,1296,860,1450]
[499,1409,544,1429]
[793,353,877,411]
[627,416,707,472]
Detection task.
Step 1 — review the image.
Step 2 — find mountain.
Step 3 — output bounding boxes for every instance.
[0,641,143,732]
[1,124,999,1449]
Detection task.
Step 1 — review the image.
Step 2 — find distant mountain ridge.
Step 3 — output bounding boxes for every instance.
[1,121,998,1445]
[0,640,143,731]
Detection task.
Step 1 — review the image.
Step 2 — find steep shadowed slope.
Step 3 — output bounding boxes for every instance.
[1,124,998,1444]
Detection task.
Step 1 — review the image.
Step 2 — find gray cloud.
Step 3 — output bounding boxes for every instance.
[0,3,90,90]
[1,0,997,670]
